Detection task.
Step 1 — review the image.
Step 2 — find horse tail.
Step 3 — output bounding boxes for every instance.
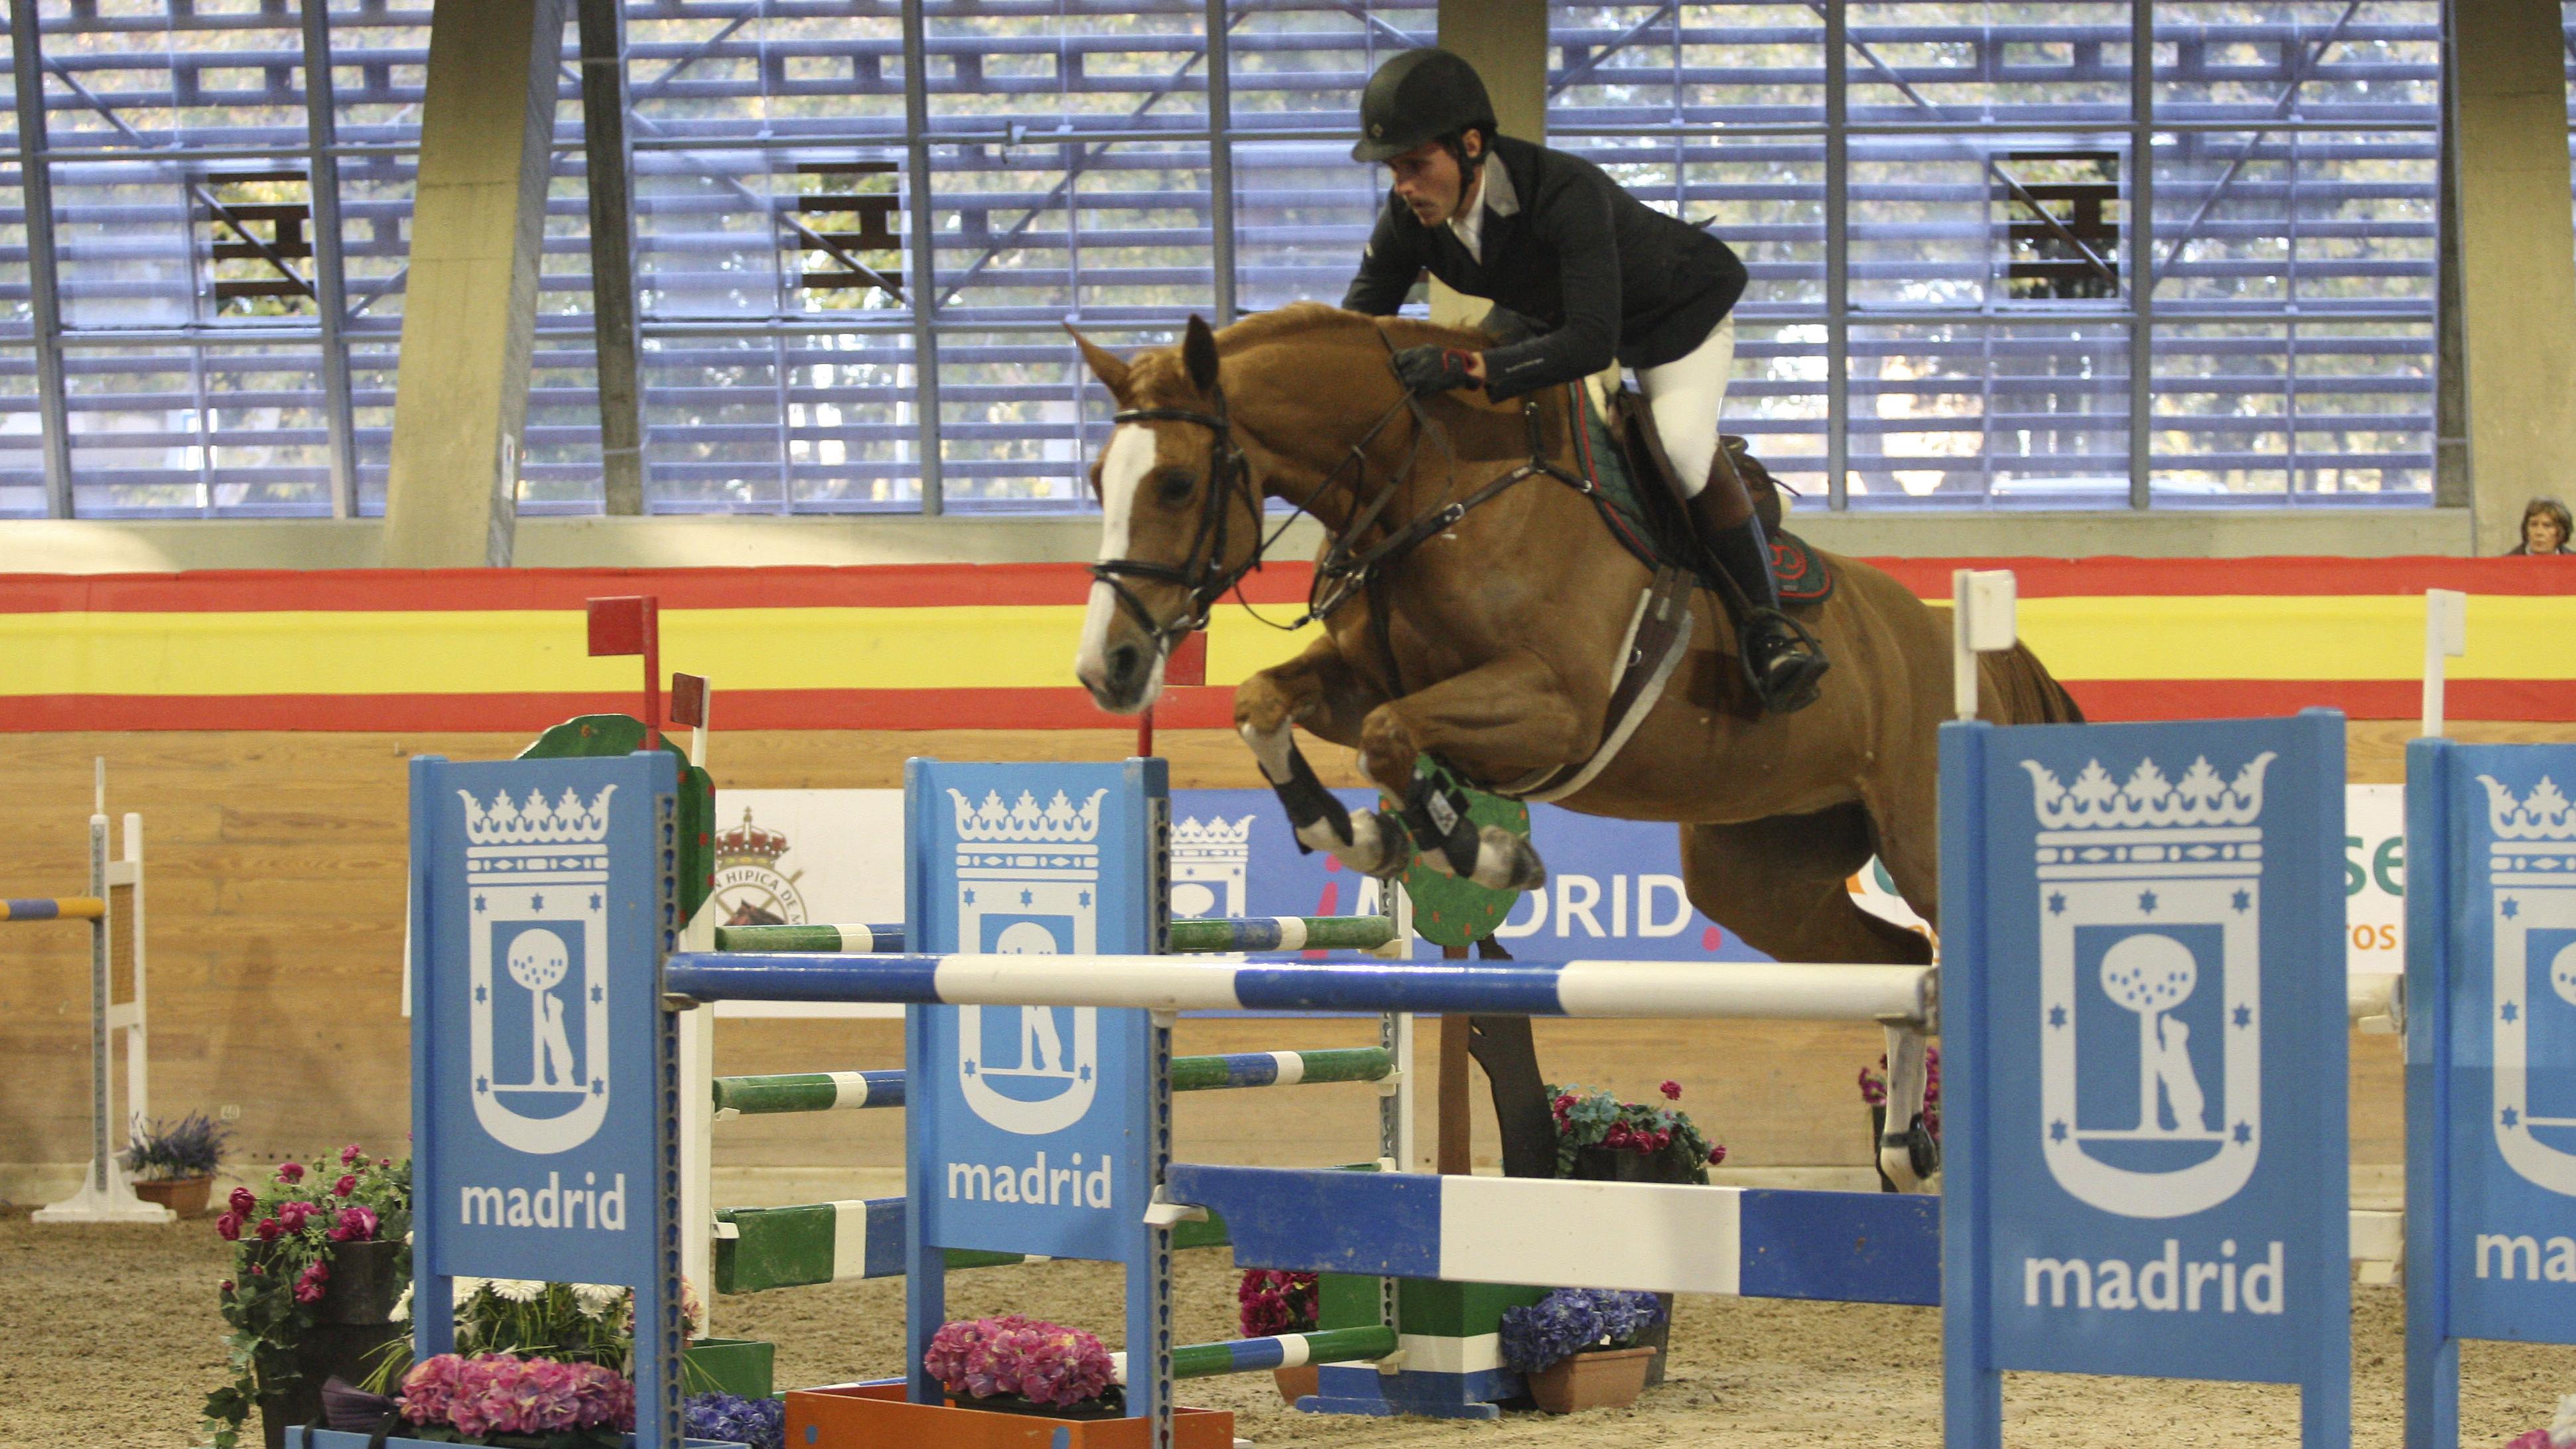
[1982,641,2086,725]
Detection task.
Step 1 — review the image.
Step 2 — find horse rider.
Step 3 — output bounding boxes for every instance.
[1339,47,1828,714]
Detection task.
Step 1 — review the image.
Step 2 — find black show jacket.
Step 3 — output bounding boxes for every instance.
[1341,133,1749,401]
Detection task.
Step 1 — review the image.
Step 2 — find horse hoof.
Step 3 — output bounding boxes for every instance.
[1469,826,1546,892]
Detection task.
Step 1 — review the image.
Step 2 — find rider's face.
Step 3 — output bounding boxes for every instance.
[1385,135,1479,226]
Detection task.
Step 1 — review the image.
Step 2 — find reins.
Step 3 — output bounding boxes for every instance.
[1089,319,1603,666]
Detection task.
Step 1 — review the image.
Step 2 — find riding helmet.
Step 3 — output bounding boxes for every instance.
[1350,48,1497,163]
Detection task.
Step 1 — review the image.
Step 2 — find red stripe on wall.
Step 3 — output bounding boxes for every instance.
[7,679,2568,733]
[2064,678,2576,723]
[3,553,2571,614]
[0,687,1239,734]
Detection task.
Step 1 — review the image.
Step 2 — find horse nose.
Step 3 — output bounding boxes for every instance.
[1103,641,1148,698]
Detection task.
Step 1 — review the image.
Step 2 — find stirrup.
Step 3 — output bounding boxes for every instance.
[1741,608,1829,715]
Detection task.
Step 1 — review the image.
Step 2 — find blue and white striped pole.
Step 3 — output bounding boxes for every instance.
[663,952,1936,1024]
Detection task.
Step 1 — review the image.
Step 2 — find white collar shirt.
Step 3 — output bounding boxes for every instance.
[1446,152,1518,263]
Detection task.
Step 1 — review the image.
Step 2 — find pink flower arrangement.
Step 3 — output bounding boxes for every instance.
[327,1205,379,1243]
[340,1144,365,1167]
[924,1316,1118,1409]
[228,1186,256,1215]
[215,1211,243,1241]
[1238,1270,1319,1338]
[399,1353,634,1440]
[275,1161,305,1184]
[1548,1081,1726,1180]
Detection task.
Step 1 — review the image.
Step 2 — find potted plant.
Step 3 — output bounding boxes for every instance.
[923,1315,1122,1419]
[1237,1270,1321,1405]
[202,1146,413,1449]
[1547,1079,1722,1384]
[1547,1080,1726,1186]
[123,1111,230,1217]
[1858,1046,1942,1192]
[1498,1288,1666,1414]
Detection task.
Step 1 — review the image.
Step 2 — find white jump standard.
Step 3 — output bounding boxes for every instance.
[21,760,163,1225]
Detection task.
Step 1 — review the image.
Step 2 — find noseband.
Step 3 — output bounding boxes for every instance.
[1089,389,1262,658]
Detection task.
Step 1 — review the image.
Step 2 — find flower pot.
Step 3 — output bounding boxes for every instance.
[1524,1345,1654,1414]
[315,1237,406,1324]
[258,1321,405,1449]
[133,1174,213,1217]
[1272,1363,1320,1406]
[789,1382,1235,1449]
[1570,1144,1676,1184]
[953,1386,1126,1420]
[685,1336,776,1400]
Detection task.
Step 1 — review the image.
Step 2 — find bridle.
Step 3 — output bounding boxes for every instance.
[1088,328,1593,665]
[1087,387,1264,659]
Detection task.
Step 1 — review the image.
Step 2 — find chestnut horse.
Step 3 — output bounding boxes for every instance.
[1071,304,2080,969]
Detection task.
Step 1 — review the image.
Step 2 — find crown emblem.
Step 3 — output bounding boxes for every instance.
[2023,754,2273,833]
[2480,775,2576,841]
[459,784,616,847]
[1171,814,1254,860]
[714,807,789,868]
[950,788,1105,844]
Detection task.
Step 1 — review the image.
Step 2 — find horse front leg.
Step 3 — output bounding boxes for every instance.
[1355,648,1586,892]
[1235,635,1412,877]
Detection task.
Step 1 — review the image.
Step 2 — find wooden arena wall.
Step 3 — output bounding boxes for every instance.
[1,559,2569,1202]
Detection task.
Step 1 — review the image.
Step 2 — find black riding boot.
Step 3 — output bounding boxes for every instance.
[1688,494,1830,714]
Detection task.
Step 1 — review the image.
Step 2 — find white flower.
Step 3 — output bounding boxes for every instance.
[573,1283,625,1320]
[450,1276,488,1302]
[391,1284,413,1323]
[2549,1394,2576,1448]
[488,1278,545,1304]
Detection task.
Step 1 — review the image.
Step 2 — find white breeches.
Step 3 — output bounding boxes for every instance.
[1635,315,1737,498]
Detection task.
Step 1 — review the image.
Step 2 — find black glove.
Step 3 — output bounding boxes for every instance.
[1390,344,1479,394]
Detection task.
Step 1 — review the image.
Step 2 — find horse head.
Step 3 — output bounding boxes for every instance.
[1069,314,1266,714]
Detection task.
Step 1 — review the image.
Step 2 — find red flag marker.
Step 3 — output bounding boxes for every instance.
[586,595,661,750]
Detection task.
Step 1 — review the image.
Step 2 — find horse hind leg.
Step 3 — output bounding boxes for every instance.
[1680,805,1932,967]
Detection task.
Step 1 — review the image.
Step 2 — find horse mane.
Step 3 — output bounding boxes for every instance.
[1117,303,1520,427]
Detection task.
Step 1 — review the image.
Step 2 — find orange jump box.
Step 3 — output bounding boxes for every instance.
[787,1383,1235,1449]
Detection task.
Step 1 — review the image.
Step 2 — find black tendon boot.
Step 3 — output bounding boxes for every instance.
[1690,494,1830,714]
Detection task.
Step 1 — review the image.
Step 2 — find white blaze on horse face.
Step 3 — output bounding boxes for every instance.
[1075,425,1166,707]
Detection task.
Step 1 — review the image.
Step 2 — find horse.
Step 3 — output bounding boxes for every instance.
[1068,302,2082,973]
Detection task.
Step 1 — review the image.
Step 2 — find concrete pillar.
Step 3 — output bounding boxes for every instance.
[1430,0,1548,330]
[380,0,567,568]
[2447,0,2576,553]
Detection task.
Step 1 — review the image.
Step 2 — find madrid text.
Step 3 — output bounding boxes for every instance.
[2023,1239,2286,1314]
[945,1150,1113,1209]
[458,1171,628,1231]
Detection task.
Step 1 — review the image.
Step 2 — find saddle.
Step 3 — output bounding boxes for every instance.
[1568,381,1832,609]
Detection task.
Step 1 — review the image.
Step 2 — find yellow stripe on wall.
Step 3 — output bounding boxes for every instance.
[0,592,2565,697]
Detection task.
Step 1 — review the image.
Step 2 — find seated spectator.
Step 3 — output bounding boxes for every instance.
[2509,497,2573,555]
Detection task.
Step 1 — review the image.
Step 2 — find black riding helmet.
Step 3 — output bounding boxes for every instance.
[1350,48,1497,163]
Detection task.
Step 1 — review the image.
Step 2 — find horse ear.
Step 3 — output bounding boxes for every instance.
[1067,326,1132,399]
[1182,314,1221,395]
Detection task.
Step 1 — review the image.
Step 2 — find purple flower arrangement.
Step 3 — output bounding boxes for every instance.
[685,1391,785,1449]
[1858,1046,1942,1140]
[1237,1270,1320,1338]
[1498,1288,1666,1375]
[923,1316,1119,1410]
[398,1353,634,1442]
